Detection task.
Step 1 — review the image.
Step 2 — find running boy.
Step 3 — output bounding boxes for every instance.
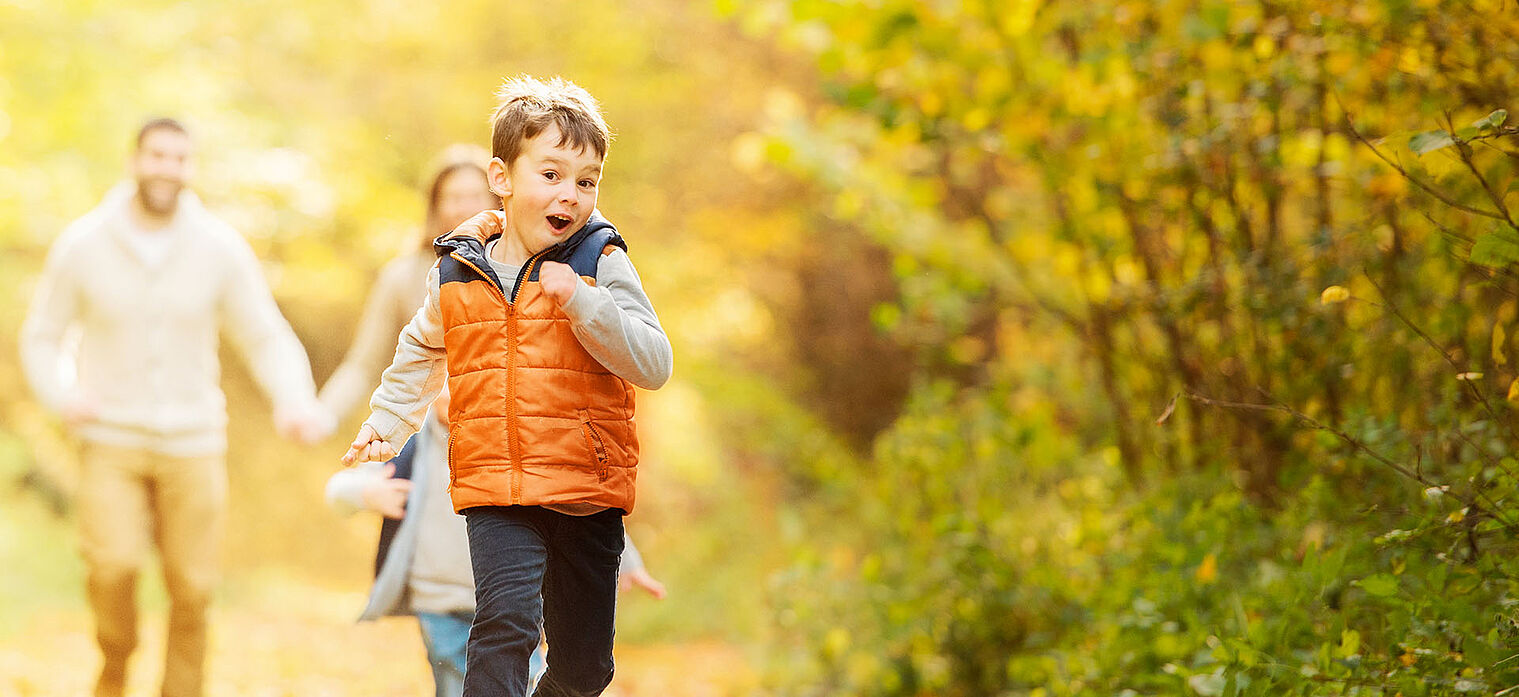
[341,75,673,696]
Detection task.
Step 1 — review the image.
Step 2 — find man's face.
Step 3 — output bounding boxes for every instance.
[130,128,192,216]
[492,125,602,255]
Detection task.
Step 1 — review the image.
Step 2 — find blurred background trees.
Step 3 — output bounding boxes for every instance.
[4,0,1519,694]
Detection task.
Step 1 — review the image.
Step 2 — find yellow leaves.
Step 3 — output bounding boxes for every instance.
[961,107,993,132]
[762,88,805,123]
[1337,629,1361,659]
[1507,377,1519,402]
[1195,553,1218,584]
[919,91,944,118]
[1448,507,1468,524]
[1200,40,1234,72]
[1252,35,1276,60]
[729,132,768,174]
[1366,171,1408,199]
[974,64,1012,102]
[999,0,1040,37]
[1399,651,1418,667]
[1320,285,1350,305]
[1397,46,1425,75]
[822,627,850,659]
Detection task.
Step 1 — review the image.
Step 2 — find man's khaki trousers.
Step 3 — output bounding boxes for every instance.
[76,443,226,697]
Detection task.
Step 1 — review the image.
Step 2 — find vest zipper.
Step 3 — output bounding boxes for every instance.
[450,244,558,504]
[449,253,506,302]
[510,248,554,304]
[579,409,612,481]
[446,429,456,494]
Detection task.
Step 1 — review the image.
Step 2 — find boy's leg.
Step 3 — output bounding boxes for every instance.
[76,443,154,697]
[152,452,227,697]
[535,509,624,697]
[418,611,473,697]
[464,506,550,696]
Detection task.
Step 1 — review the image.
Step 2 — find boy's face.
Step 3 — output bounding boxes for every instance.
[489,124,602,256]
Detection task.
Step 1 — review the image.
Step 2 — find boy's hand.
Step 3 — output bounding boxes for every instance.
[342,424,398,466]
[539,261,580,305]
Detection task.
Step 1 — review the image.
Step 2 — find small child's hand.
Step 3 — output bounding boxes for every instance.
[342,424,397,466]
[539,261,580,305]
[618,567,667,599]
[361,463,412,519]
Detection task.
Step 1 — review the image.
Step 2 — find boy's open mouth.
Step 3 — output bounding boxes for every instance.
[547,214,573,232]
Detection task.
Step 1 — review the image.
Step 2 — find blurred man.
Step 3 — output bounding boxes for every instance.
[19,117,330,697]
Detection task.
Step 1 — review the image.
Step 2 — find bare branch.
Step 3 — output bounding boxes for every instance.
[1342,108,1507,221]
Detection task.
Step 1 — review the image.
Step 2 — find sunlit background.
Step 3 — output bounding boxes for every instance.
[6,1,1519,695]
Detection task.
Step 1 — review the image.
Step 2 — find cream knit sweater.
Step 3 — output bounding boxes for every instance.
[20,183,319,455]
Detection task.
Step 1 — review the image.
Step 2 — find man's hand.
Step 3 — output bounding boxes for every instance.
[539,261,580,305]
[59,391,99,428]
[618,567,667,599]
[361,463,412,519]
[342,424,398,466]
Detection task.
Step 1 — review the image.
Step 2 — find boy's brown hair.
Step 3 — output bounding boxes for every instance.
[490,75,611,168]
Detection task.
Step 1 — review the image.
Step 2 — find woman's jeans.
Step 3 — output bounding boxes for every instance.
[418,610,473,697]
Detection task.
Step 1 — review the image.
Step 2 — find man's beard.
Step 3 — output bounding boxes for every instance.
[135,177,182,216]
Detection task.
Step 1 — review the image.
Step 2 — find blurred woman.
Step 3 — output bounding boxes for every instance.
[318,148,496,421]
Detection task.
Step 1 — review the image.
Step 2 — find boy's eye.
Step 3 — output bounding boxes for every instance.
[579,179,597,188]
[543,171,559,181]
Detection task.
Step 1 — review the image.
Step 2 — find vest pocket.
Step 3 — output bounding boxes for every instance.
[578,408,612,480]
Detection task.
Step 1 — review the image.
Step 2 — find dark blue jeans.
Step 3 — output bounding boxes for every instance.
[463,506,624,697]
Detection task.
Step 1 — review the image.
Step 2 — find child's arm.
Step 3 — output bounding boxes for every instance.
[540,249,673,390]
[342,265,448,465]
[325,461,410,518]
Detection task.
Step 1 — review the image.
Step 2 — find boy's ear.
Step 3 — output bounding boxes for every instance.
[487,157,512,199]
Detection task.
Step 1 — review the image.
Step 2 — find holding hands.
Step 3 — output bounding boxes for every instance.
[276,400,336,445]
[342,423,398,466]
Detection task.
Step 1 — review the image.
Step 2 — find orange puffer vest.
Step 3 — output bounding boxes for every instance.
[434,212,638,514]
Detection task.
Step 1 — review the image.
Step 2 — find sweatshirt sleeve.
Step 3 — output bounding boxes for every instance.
[19,230,85,414]
[560,248,673,390]
[619,532,646,574]
[218,231,320,415]
[363,264,448,448]
[318,257,423,420]
[325,461,389,516]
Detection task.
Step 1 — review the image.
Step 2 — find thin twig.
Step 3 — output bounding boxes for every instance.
[1361,271,1519,447]
[1185,390,1519,533]
[1342,107,1506,221]
[1448,113,1518,227]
